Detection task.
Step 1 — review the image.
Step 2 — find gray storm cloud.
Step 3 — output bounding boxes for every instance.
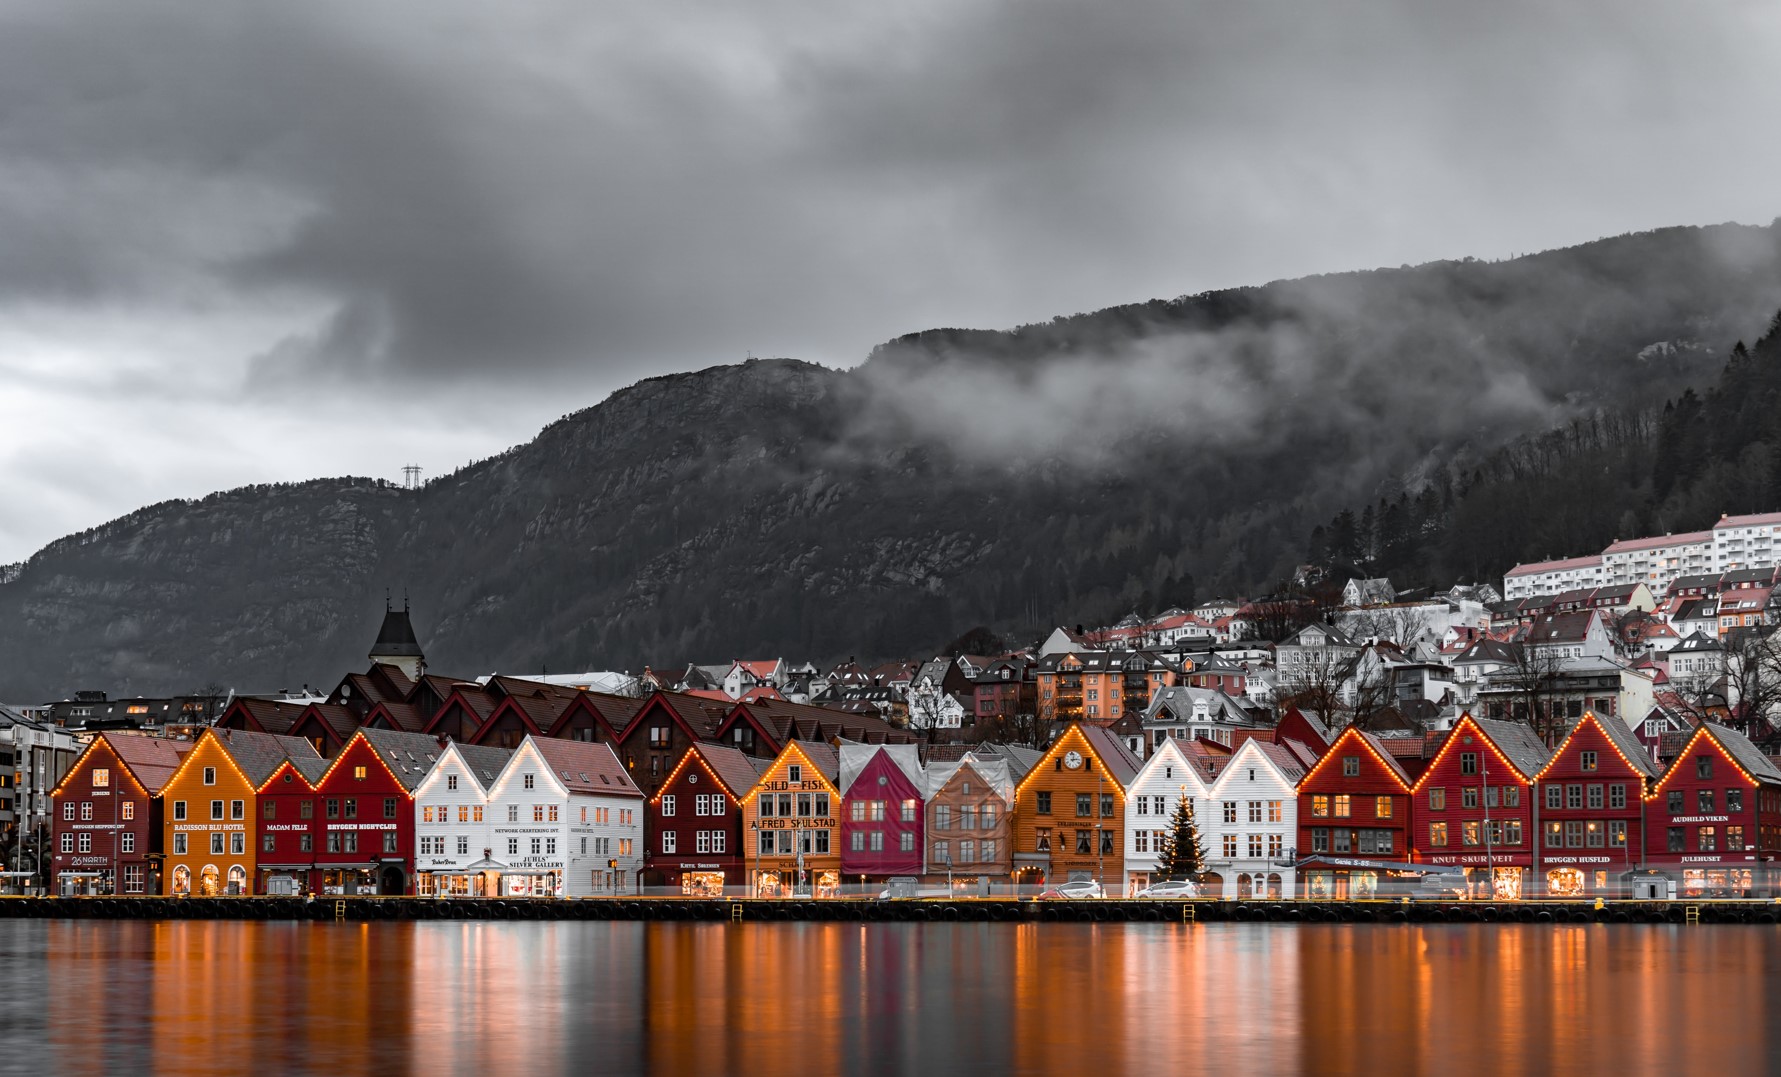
[1,0,1780,561]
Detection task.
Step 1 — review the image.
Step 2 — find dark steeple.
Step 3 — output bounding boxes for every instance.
[369,605,424,661]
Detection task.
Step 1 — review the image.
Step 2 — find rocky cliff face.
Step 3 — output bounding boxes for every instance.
[6,222,1781,699]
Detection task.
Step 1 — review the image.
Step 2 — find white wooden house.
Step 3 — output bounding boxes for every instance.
[412,740,514,897]
[1202,739,1305,900]
[486,735,644,897]
[1121,738,1216,894]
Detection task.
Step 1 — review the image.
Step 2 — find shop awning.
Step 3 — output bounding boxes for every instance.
[463,856,510,872]
[315,863,379,870]
[54,872,104,879]
[257,864,317,871]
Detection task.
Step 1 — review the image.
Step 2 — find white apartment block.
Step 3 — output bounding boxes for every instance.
[1502,555,1605,601]
[1710,512,1781,573]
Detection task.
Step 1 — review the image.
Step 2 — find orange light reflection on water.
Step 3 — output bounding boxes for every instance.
[34,920,1781,1076]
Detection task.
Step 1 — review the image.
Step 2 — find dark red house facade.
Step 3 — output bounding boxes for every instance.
[1644,722,1781,897]
[1410,715,1551,900]
[253,756,329,895]
[1295,726,1415,900]
[306,728,437,894]
[50,733,188,896]
[1528,711,1656,898]
[644,742,766,894]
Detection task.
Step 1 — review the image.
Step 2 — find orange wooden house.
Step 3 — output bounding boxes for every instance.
[159,728,320,896]
[1011,723,1141,890]
[740,740,842,897]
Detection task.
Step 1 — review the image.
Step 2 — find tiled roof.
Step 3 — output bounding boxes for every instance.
[1713,512,1781,530]
[1702,723,1781,783]
[225,697,308,735]
[1604,531,1710,554]
[213,729,322,787]
[686,743,771,800]
[531,738,641,797]
[1506,554,1602,577]
[356,727,452,792]
[1079,724,1142,786]
[101,734,192,794]
[1469,716,1552,780]
[1585,712,1659,778]
[455,742,516,790]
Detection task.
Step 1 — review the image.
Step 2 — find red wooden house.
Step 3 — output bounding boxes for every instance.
[546,691,646,745]
[1528,710,1656,898]
[253,755,330,894]
[458,676,587,749]
[215,696,308,737]
[1644,721,1781,897]
[283,703,363,759]
[644,742,767,894]
[50,733,189,896]
[307,727,441,894]
[1294,726,1415,899]
[611,691,734,794]
[839,744,927,880]
[1410,714,1551,900]
[422,684,501,743]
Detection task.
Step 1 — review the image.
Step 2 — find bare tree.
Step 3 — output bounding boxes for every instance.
[1343,605,1434,653]
[992,710,1058,750]
[188,681,230,725]
[1716,628,1781,747]
[1494,643,1568,745]
[1278,649,1357,728]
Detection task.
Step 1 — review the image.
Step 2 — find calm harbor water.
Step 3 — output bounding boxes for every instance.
[2,919,1776,1075]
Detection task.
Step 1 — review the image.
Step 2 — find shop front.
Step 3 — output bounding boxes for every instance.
[1539,854,1621,898]
[1297,856,1456,899]
[1426,851,1533,901]
[259,866,312,896]
[319,865,381,895]
[56,871,107,896]
[502,870,563,898]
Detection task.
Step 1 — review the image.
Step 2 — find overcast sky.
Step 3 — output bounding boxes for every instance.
[2,0,1779,562]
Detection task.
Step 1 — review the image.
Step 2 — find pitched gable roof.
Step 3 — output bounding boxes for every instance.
[530,738,641,797]
[98,733,192,795]
[680,742,772,801]
[453,742,517,790]
[1077,723,1141,787]
[838,743,925,795]
[1458,715,1551,781]
[210,728,322,786]
[1537,711,1657,779]
[1703,722,1781,783]
[354,727,452,792]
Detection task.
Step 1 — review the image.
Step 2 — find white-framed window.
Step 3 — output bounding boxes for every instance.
[662,795,676,817]
[662,832,677,853]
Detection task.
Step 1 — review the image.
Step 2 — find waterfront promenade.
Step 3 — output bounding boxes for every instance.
[5,895,1777,924]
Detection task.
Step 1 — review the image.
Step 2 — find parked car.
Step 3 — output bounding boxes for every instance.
[1135,879,1198,899]
[1038,880,1105,900]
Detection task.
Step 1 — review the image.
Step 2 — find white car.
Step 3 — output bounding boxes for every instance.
[1043,880,1105,900]
[1136,879,1198,899]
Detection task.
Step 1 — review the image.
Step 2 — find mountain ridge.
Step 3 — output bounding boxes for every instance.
[5,221,1781,699]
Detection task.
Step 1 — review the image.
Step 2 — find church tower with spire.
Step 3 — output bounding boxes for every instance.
[368,598,426,680]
